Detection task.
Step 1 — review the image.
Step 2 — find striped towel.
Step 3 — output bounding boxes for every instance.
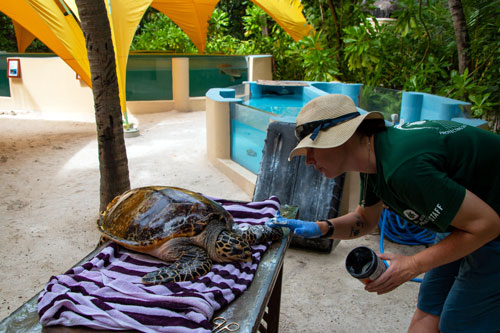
[38,196,280,332]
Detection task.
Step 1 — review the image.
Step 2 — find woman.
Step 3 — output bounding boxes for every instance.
[269,94,500,332]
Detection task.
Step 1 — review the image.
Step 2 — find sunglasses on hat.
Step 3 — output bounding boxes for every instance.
[294,111,360,141]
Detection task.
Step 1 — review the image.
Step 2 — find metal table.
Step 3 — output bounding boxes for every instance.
[0,228,291,333]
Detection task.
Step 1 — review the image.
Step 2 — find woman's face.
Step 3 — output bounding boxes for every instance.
[305,145,348,179]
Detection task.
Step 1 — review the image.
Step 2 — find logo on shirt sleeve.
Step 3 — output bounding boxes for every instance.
[404,204,444,227]
[403,209,419,221]
[395,120,466,135]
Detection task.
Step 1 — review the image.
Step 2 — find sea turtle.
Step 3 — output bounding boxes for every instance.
[98,186,283,285]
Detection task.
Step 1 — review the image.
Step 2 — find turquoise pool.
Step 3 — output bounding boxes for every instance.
[231,96,306,173]
[230,85,305,173]
[230,81,364,173]
[207,81,481,175]
[244,95,304,118]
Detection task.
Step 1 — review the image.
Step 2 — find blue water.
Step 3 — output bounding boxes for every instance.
[243,95,305,118]
[231,120,266,174]
[231,95,309,174]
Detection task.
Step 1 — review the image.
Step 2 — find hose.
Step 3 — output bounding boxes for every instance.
[379,208,436,245]
[379,208,436,283]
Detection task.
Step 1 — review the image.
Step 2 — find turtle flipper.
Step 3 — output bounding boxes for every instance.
[237,225,284,245]
[142,245,212,285]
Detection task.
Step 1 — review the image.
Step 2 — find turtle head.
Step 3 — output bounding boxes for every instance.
[214,230,252,263]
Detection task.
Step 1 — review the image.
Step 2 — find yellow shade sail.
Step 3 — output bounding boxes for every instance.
[0,0,91,86]
[12,20,36,53]
[150,0,313,53]
[106,0,153,115]
[250,0,313,42]
[150,0,219,53]
[1,0,313,115]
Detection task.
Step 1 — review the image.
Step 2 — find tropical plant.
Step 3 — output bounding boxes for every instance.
[287,31,339,81]
[359,86,402,120]
[205,8,241,54]
[131,9,197,53]
[215,0,249,40]
[0,13,17,52]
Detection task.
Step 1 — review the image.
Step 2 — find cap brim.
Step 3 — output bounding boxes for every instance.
[288,111,384,161]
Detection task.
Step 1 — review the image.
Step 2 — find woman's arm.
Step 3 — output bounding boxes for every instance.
[269,201,383,238]
[366,190,500,294]
[317,201,384,239]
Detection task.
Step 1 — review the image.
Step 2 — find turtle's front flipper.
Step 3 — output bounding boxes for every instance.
[142,245,212,285]
[236,225,284,246]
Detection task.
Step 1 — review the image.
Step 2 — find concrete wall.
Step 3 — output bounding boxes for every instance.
[205,95,257,196]
[247,55,272,82]
[0,55,237,122]
[205,56,273,197]
[0,57,95,122]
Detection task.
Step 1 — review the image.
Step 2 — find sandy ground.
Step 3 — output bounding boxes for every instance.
[0,109,423,331]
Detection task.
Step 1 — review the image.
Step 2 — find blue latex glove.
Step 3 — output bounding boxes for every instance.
[266,212,322,238]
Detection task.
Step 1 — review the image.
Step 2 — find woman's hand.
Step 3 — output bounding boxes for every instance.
[364,252,421,295]
[266,213,322,238]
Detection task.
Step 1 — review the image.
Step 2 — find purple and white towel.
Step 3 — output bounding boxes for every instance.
[38,196,280,332]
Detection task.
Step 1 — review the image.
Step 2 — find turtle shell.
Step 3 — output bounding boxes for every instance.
[98,186,234,251]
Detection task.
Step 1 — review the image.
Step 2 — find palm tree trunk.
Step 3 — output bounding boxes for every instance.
[448,0,471,74]
[75,0,130,211]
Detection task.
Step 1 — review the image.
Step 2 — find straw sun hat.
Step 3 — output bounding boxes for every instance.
[289,94,384,160]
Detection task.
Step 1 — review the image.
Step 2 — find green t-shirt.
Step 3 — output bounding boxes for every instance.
[361,120,500,233]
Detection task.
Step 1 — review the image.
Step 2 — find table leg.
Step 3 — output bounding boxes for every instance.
[260,266,283,332]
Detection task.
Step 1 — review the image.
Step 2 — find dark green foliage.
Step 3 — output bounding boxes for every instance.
[332,0,499,131]
[131,8,197,53]
[0,13,17,52]
[0,12,51,53]
[215,0,249,40]
[359,86,402,121]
